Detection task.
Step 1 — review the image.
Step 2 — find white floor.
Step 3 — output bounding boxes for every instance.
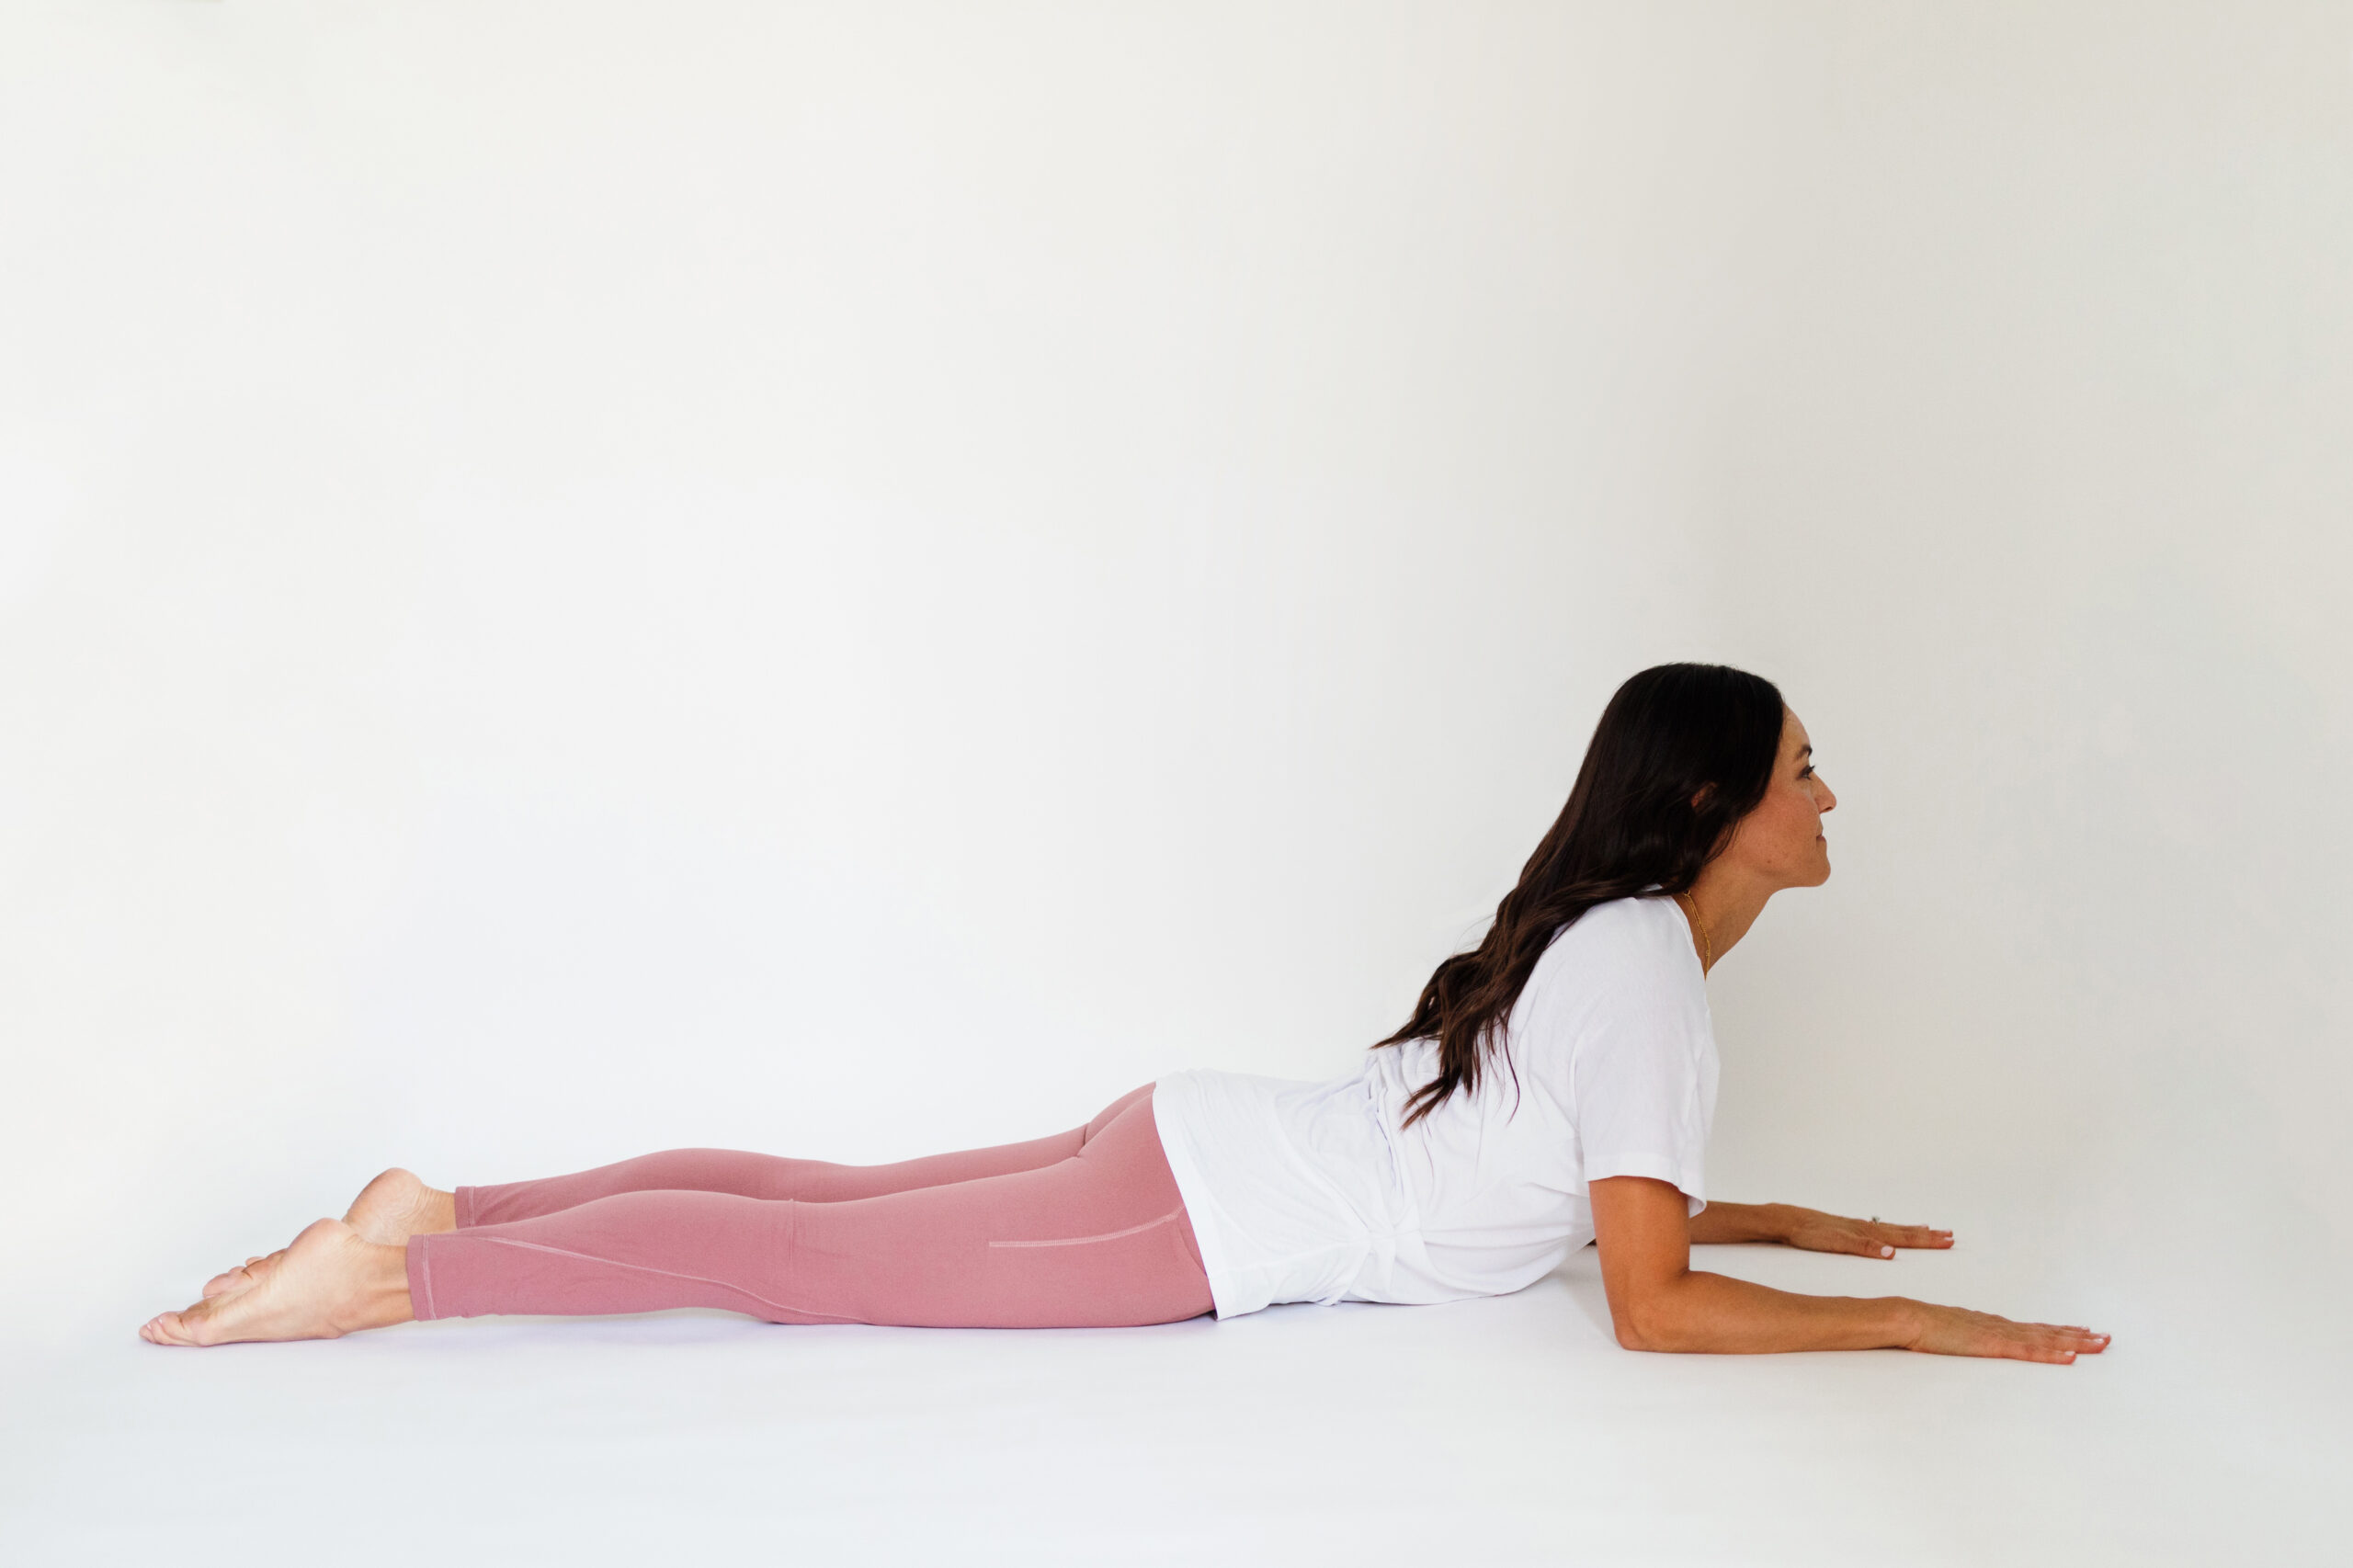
[7,1228,2344,1567]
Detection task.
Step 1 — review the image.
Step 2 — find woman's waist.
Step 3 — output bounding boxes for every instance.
[1263,1070,1415,1230]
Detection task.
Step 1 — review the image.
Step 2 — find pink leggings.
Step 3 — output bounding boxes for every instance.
[403,1083,1215,1329]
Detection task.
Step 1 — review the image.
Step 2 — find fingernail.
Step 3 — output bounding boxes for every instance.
[1881,1245,1894,1257]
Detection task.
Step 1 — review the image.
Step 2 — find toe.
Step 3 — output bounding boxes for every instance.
[142,1312,192,1347]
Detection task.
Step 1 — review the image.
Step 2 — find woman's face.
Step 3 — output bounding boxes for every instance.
[1719,708,1838,889]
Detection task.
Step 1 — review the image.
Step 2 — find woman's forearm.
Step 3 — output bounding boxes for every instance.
[1617,1268,1917,1354]
[1685,1200,1790,1244]
[1597,1178,2102,1362]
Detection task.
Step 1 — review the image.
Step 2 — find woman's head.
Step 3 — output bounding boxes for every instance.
[1375,662,1807,1128]
[1708,704,1837,895]
[1533,662,1790,900]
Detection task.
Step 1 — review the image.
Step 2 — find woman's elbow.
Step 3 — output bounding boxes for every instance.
[1612,1295,1692,1353]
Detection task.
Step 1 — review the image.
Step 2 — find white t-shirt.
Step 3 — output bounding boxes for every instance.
[1150,893,1719,1320]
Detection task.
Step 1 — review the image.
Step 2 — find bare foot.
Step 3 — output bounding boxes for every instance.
[203,1251,284,1300]
[143,1219,412,1346]
[201,1169,454,1299]
[340,1168,457,1247]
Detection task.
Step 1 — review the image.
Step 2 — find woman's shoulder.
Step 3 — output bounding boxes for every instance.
[1516,895,1709,1062]
[1526,895,1694,1004]
[1551,893,1684,959]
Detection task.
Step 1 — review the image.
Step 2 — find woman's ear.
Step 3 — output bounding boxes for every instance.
[1689,782,1717,812]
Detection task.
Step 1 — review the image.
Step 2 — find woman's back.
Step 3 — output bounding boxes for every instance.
[1152,894,1720,1319]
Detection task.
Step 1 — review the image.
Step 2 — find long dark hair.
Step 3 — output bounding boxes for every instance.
[1373,662,1786,1129]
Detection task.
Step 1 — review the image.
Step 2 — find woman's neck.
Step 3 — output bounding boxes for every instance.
[1680,869,1775,975]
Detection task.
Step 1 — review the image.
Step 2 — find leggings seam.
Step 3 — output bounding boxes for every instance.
[987,1207,1184,1249]
[445,1234,860,1324]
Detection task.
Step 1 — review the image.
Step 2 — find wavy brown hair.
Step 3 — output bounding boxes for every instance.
[1372,662,1786,1129]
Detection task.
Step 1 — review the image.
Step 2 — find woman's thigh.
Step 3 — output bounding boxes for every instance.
[835,1078,1159,1199]
[789,1087,1209,1326]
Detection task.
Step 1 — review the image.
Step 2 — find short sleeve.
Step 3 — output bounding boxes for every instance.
[1568,968,1715,1218]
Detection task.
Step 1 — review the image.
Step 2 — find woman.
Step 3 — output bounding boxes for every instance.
[144,663,2109,1364]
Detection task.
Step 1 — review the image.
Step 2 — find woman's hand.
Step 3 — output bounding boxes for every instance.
[1903,1301,2110,1364]
[1778,1206,1952,1259]
[1686,1200,1951,1255]
[1597,1177,2109,1359]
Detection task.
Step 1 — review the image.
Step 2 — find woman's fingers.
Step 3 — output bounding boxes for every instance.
[1911,1304,2110,1362]
[1797,1226,1892,1257]
[2005,1324,2109,1363]
[2003,1327,2065,1363]
[1836,1227,1896,1258]
[1834,1221,1948,1256]
[1998,1322,2109,1363]
[1790,1214,1953,1255]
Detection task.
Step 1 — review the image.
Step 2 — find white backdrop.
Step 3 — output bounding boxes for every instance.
[3,1,2348,1552]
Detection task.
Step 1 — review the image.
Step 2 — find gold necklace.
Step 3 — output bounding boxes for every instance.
[1677,890,1712,971]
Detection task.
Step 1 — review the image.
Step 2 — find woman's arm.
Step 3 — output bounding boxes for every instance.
[1596,1176,2109,1363]
[1689,1199,1951,1257]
